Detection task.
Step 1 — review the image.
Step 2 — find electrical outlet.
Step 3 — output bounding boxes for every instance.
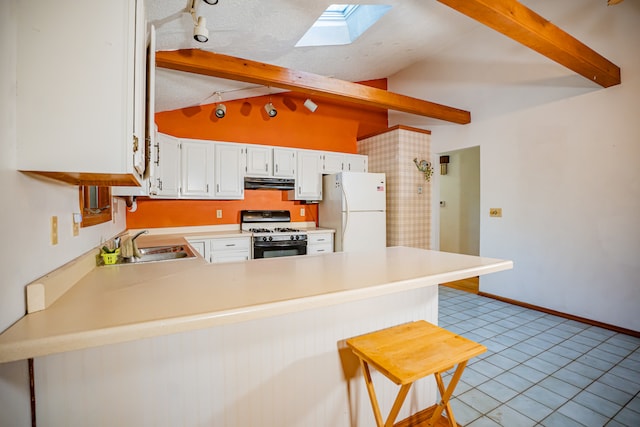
[51,216,58,245]
[300,208,305,217]
[216,209,222,219]
[489,208,502,217]
[417,186,423,194]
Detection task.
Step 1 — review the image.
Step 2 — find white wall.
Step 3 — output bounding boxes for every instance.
[0,1,127,424]
[389,0,640,331]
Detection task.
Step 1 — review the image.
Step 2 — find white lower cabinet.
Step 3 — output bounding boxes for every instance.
[188,236,251,264]
[307,232,334,255]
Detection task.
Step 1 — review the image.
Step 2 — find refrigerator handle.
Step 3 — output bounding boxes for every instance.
[342,184,349,244]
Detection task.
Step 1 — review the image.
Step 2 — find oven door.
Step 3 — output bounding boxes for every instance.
[253,240,307,259]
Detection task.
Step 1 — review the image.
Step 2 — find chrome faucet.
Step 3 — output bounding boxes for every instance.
[131,230,149,258]
[131,229,149,242]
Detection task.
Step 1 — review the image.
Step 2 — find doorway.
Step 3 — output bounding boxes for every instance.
[438,146,480,293]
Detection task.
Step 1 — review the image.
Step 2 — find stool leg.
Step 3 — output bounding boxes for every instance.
[429,360,469,427]
[385,383,412,427]
[359,359,385,427]
[359,359,413,427]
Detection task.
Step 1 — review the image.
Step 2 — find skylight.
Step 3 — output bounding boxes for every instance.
[296,4,392,47]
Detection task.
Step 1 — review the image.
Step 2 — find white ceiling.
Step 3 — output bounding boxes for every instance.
[146,0,626,116]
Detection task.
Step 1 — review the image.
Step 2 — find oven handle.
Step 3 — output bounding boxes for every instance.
[254,240,307,248]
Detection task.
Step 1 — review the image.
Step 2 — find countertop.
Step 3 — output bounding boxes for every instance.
[0,243,511,363]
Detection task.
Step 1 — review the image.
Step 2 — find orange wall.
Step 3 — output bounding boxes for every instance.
[126,79,388,229]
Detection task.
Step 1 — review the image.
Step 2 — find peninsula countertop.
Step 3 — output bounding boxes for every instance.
[0,246,512,363]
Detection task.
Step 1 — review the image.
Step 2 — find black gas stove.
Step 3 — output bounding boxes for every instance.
[240,210,307,258]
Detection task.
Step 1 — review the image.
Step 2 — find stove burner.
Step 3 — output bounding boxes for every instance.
[248,228,272,233]
[248,227,302,233]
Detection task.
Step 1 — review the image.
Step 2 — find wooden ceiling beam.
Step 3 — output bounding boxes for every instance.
[437,0,621,88]
[156,49,471,124]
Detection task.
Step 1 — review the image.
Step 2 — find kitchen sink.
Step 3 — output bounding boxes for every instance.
[112,244,197,265]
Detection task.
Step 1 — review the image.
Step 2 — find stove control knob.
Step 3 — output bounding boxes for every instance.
[290,235,295,241]
[262,236,268,242]
[269,236,273,241]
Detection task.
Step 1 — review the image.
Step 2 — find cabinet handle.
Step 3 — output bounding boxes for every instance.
[317,238,325,242]
[341,162,344,170]
[225,244,236,247]
[318,249,325,252]
[154,143,160,166]
[217,184,220,192]
[206,184,209,192]
[265,163,268,172]
[275,164,278,173]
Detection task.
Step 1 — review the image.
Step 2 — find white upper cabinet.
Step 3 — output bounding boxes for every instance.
[273,148,297,178]
[16,0,147,186]
[214,143,245,199]
[322,152,346,174]
[321,152,367,174]
[151,133,180,198]
[290,150,322,201]
[245,146,273,177]
[181,140,214,198]
[345,154,368,172]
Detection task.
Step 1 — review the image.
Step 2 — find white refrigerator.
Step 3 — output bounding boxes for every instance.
[319,172,386,252]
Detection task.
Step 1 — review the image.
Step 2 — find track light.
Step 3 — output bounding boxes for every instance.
[264,102,277,117]
[202,0,219,4]
[193,15,209,43]
[303,98,318,113]
[215,103,226,118]
[214,92,226,118]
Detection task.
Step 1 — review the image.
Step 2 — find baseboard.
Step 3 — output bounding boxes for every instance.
[478,292,640,338]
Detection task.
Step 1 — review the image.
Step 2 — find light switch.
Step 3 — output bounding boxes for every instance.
[51,216,58,245]
[72,214,80,237]
[300,208,305,217]
[216,209,222,219]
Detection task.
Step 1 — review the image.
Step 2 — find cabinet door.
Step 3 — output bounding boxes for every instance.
[273,148,296,178]
[181,141,214,198]
[16,0,144,185]
[345,154,368,172]
[294,150,322,200]
[214,144,245,199]
[211,252,250,264]
[152,133,180,197]
[132,0,146,176]
[187,239,210,262]
[322,152,345,174]
[245,146,272,177]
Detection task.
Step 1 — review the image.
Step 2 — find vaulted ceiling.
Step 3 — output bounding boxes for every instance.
[147,0,626,124]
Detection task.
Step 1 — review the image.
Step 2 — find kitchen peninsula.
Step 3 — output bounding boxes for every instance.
[0,244,511,426]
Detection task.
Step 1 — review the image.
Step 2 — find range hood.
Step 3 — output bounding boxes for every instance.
[244,177,295,190]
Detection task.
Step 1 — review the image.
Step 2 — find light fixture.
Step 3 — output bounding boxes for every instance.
[193,16,209,42]
[190,0,209,43]
[303,98,318,112]
[203,0,219,4]
[264,101,277,117]
[440,155,450,175]
[214,92,226,118]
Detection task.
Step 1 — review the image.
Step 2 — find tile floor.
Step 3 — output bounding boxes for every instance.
[438,286,640,427]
